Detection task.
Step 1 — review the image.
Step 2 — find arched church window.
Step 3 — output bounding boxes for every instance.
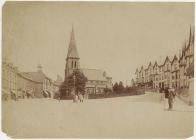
[72,61,74,68]
[75,61,77,68]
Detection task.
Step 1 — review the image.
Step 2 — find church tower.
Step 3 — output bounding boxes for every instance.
[65,26,80,80]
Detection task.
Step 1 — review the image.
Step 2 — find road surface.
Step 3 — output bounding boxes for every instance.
[2,92,193,138]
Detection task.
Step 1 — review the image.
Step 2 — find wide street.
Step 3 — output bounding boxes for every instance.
[2,92,193,138]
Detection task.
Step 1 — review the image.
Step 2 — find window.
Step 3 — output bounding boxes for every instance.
[75,61,77,68]
[174,64,177,70]
[71,61,74,68]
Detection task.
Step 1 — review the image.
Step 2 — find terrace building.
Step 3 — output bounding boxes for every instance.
[134,27,194,90]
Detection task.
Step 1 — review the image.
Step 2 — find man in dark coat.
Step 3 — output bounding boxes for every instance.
[167,88,176,110]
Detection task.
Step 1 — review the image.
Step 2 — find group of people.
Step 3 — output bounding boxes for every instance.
[73,94,84,103]
[160,86,176,111]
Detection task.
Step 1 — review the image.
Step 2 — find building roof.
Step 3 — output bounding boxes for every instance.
[171,55,178,65]
[179,43,186,61]
[20,71,50,83]
[54,75,63,86]
[186,25,194,51]
[147,62,152,69]
[81,69,108,81]
[139,66,144,73]
[153,61,158,68]
[186,62,194,77]
[66,27,79,59]
[135,68,138,74]
[163,56,171,66]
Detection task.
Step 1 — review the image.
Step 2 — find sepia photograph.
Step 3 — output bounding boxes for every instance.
[1,1,194,138]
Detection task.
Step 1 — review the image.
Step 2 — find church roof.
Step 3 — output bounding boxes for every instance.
[81,69,108,81]
[66,27,79,59]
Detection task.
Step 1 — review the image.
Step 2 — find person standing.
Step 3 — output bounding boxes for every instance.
[167,87,176,110]
[73,94,78,103]
[78,93,83,103]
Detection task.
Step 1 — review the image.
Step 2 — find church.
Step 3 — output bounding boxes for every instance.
[64,27,112,95]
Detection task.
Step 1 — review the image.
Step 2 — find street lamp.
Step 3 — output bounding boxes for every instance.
[73,74,76,95]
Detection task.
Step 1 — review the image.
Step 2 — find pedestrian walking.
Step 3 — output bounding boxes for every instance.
[163,87,169,110]
[58,94,61,102]
[167,87,176,111]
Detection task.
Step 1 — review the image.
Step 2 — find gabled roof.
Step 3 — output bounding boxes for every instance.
[66,27,79,59]
[20,71,50,83]
[81,69,108,81]
[139,66,144,73]
[153,61,158,68]
[185,25,194,52]
[187,25,193,49]
[186,62,194,77]
[171,55,178,65]
[147,62,152,69]
[135,68,138,74]
[179,42,186,61]
[163,56,171,66]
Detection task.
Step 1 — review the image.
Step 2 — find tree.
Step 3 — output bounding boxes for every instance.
[104,87,112,94]
[118,81,125,93]
[113,82,119,93]
[59,81,68,98]
[67,70,88,95]
[125,85,129,93]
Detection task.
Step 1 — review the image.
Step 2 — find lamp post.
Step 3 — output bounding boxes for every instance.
[73,74,76,95]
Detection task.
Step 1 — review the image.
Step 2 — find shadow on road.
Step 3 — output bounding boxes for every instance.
[163,109,193,113]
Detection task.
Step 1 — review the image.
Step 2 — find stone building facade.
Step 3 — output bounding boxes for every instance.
[2,60,18,100]
[20,65,53,98]
[135,27,194,90]
[2,61,53,100]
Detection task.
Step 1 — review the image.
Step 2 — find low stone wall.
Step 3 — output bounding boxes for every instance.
[88,88,145,99]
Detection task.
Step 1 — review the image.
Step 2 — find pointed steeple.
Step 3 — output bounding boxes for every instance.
[66,26,79,59]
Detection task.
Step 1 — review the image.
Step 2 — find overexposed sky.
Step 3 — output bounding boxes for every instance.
[2,2,194,85]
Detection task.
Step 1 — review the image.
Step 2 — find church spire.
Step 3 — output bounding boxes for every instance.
[66,26,79,59]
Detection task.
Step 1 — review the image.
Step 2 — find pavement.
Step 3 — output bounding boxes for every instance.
[1,92,194,138]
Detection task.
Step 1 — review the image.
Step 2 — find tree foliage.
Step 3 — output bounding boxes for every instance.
[118,81,124,93]
[67,70,88,95]
[113,82,119,93]
[59,81,68,98]
[59,70,87,98]
[113,81,125,94]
